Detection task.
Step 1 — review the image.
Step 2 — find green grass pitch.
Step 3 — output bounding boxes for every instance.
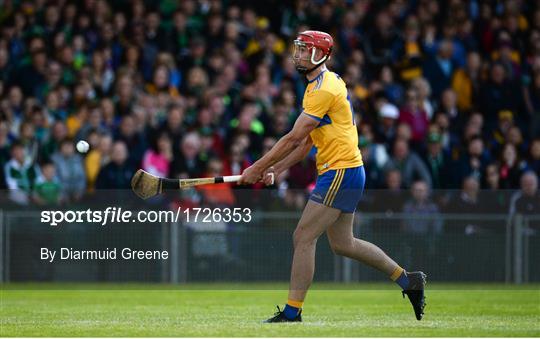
[1,283,539,337]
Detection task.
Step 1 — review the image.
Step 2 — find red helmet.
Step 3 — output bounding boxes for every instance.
[294,30,334,65]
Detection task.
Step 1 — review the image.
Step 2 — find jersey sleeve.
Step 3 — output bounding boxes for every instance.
[303,90,334,119]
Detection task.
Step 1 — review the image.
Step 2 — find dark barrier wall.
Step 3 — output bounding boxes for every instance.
[0,190,538,283]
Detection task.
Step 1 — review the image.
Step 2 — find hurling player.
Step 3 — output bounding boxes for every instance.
[239,31,426,323]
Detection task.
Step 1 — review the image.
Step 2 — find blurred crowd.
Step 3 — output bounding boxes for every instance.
[0,0,539,217]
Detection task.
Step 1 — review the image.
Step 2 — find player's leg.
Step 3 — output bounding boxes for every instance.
[265,199,341,323]
[326,213,427,320]
[323,166,403,276]
[289,199,341,299]
[326,213,400,275]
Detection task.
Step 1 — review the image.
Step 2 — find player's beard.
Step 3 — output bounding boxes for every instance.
[295,64,309,74]
[294,61,319,75]
[294,56,328,75]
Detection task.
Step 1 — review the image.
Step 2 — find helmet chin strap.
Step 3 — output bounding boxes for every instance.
[310,47,328,65]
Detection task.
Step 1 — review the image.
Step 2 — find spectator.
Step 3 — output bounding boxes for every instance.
[0,121,10,189]
[363,10,400,67]
[395,122,413,143]
[0,47,10,83]
[43,62,63,99]
[462,119,483,153]
[527,139,540,177]
[267,104,291,136]
[422,132,454,189]
[90,49,115,95]
[479,63,521,128]
[395,15,423,83]
[422,40,455,99]
[446,175,495,234]
[402,180,442,235]
[156,104,186,153]
[31,106,50,144]
[375,102,399,146]
[482,163,509,214]
[524,71,540,138]
[114,74,136,117]
[223,141,251,177]
[447,176,483,214]
[451,51,482,112]
[18,120,39,164]
[167,10,193,56]
[10,48,47,97]
[41,121,68,161]
[337,12,362,55]
[51,138,86,202]
[484,163,500,190]
[509,171,540,215]
[4,142,40,204]
[33,161,62,205]
[142,132,173,178]
[411,77,433,119]
[490,110,517,154]
[439,89,462,130]
[496,42,521,82]
[456,136,490,184]
[228,102,265,156]
[144,11,168,54]
[507,125,528,156]
[75,104,109,142]
[398,88,429,148]
[198,158,236,207]
[96,141,134,189]
[379,65,404,104]
[367,168,406,214]
[359,136,387,189]
[499,143,529,189]
[145,64,180,98]
[115,115,147,167]
[171,132,205,179]
[6,86,24,123]
[385,138,432,188]
[85,133,112,192]
[44,90,67,121]
[99,97,117,129]
[198,127,221,167]
[432,112,454,152]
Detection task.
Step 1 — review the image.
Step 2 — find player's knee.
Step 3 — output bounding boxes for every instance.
[293,228,315,248]
[329,238,353,256]
[292,229,305,248]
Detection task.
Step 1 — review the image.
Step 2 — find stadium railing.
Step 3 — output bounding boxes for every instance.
[0,208,538,284]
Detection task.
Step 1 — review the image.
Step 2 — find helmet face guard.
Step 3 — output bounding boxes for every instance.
[293,39,329,74]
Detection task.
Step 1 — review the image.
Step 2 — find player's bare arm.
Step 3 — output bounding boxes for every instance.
[262,136,313,186]
[263,136,313,185]
[238,114,318,185]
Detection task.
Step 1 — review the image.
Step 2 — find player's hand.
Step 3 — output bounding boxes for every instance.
[238,165,263,185]
[262,166,277,186]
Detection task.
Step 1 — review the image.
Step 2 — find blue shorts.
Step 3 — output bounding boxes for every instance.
[309,166,365,213]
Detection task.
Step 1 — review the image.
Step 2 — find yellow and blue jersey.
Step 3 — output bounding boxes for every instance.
[302,70,363,174]
[302,70,365,213]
